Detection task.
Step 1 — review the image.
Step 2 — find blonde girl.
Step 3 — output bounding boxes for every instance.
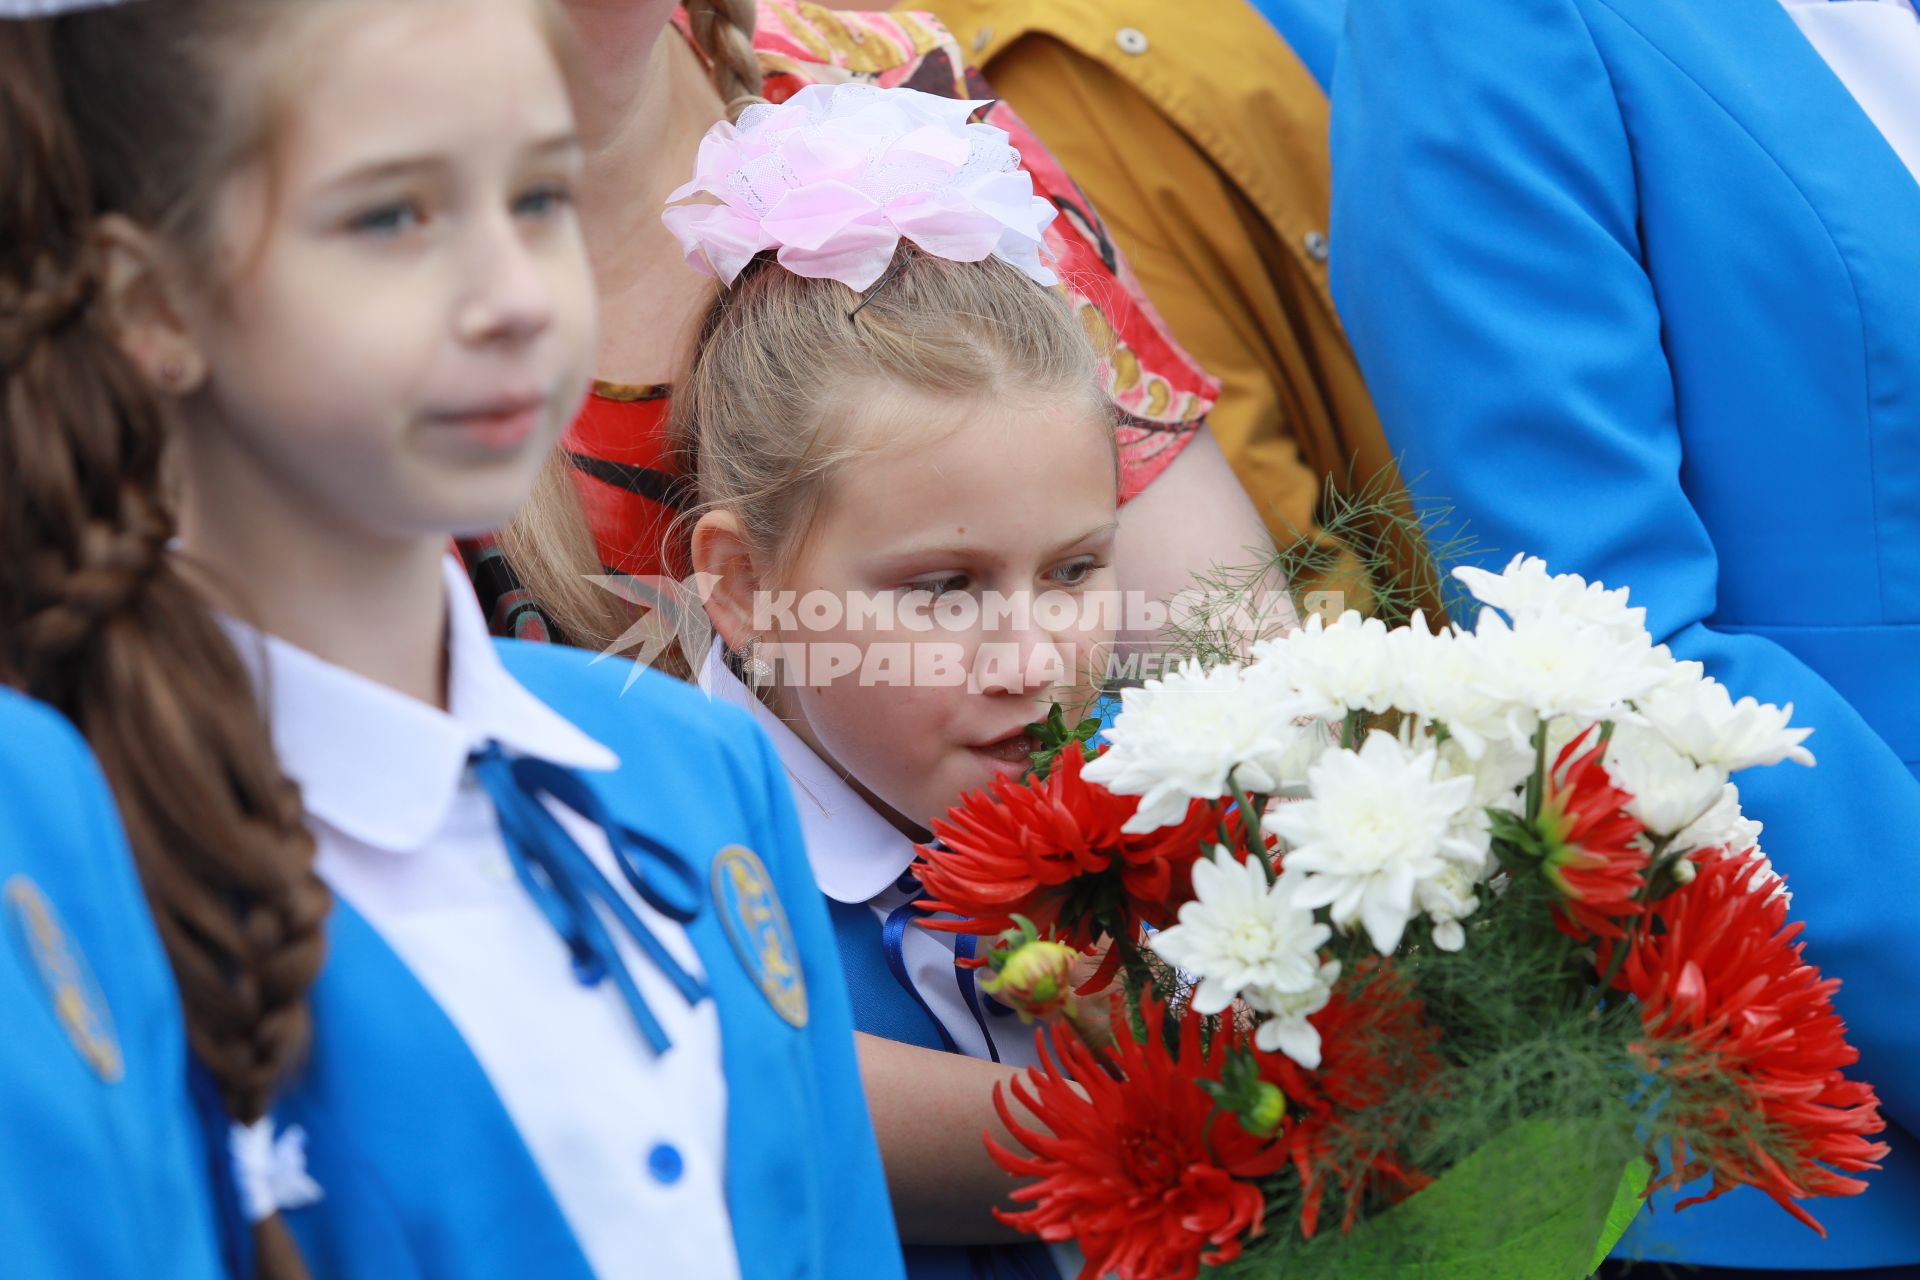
[669,83,1115,1280]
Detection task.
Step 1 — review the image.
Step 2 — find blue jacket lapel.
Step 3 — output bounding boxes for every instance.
[279,899,594,1280]
[1590,0,1920,614]
[1589,0,1920,228]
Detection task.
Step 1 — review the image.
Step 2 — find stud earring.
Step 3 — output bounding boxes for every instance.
[734,638,775,688]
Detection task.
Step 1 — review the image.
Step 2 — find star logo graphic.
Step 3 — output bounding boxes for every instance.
[584,573,719,692]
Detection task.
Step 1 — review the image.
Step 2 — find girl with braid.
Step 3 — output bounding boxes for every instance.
[0,2,900,1277]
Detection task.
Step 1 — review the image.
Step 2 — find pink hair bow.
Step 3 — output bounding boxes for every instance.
[662,83,1059,292]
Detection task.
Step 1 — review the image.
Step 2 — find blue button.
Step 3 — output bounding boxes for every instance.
[647,1142,684,1186]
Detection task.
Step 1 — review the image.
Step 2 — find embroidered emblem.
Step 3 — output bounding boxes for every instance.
[711,845,808,1028]
[4,875,124,1083]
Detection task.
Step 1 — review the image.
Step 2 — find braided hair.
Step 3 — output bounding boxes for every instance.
[683,0,764,122]
[0,10,333,1276]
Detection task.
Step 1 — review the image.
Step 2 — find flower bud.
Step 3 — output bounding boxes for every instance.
[1237,1080,1288,1139]
[982,938,1080,1024]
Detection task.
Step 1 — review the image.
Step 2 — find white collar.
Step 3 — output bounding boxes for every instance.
[695,642,915,904]
[231,556,618,853]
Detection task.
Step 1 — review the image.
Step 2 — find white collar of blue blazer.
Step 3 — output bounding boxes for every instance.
[0,0,144,16]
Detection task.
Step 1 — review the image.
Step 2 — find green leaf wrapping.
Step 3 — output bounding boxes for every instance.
[1289,1120,1646,1280]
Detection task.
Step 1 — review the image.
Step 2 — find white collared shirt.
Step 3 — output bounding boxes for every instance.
[233,559,739,1280]
[1780,0,1920,184]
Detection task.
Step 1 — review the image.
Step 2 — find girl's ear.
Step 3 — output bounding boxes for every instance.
[691,509,767,651]
[92,213,207,393]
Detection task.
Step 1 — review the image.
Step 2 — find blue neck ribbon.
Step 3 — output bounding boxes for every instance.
[468,743,706,1054]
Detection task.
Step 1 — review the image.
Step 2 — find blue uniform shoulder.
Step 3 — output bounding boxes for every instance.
[0,689,227,1280]
[493,641,775,820]
[494,641,762,748]
[0,687,92,781]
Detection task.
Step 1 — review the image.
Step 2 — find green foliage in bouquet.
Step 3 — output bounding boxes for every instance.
[1203,874,1652,1279]
[1211,1120,1648,1280]
[1024,702,1103,780]
[1161,467,1484,672]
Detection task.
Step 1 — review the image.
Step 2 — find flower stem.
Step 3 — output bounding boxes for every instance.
[1595,832,1675,996]
[1228,770,1272,882]
[1341,708,1366,750]
[1525,722,1548,823]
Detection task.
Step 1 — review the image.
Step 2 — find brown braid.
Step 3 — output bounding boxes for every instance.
[1,16,325,1278]
[682,0,766,122]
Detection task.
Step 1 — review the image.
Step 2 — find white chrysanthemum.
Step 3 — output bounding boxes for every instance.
[1437,735,1532,819]
[1268,731,1480,954]
[1252,609,1399,720]
[1602,724,1730,837]
[1087,660,1315,833]
[1463,610,1665,733]
[1454,555,1649,643]
[1638,675,1816,773]
[1415,861,1483,952]
[1726,812,1765,856]
[1669,781,1756,855]
[1249,960,1342,1069]
[1390,618,1524,757]
[1149,850,1332,1018]
[1641,646,1707,696]
[1735,848,1791,905]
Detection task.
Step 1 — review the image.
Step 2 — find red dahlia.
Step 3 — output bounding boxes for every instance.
[1608,848,1888,1233]
[990,994,1288,1280]
[1540,728,1651,940]
[913,745,1237,988]
[1258,960,1438,1237]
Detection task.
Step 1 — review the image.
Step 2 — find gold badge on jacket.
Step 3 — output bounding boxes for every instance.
[711,845,808,1028]
[4,875,125,1083]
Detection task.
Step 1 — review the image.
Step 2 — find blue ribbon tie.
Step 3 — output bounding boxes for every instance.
[469,743,706,1055]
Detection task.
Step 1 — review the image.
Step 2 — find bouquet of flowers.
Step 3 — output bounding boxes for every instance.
[910,556,1889,1280]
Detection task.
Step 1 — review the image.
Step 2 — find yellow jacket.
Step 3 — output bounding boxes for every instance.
[910,0,1396,560]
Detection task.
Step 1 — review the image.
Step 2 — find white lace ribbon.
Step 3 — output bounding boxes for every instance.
[230,1118,324,1223]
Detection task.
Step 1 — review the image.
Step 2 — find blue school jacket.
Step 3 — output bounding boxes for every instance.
[0,690,224,1279]
[274,642,903,1279]
[1331,0,1920,1267]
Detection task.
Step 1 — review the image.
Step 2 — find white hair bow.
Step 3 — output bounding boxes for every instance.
[230,1117,324,1223]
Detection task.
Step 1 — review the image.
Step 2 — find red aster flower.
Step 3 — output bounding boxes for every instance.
[913,745,1238,989]
[1538,727,1651,940]
[989,994,1289,1280]
[1606,848,1887,1234]
[1258,960,1438,1237]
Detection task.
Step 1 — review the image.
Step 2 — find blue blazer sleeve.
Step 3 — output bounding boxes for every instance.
[1330,0,1920,1147]
[744,723,907,1280]
[0,693,224,1280]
